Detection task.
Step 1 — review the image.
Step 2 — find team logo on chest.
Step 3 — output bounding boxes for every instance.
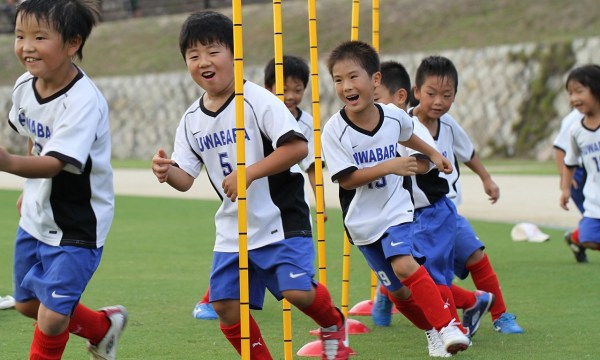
[353,144,396,165]
[195,127,251,152]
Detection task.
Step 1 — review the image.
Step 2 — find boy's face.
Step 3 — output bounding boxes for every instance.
[185,41,234,98]
[331,59,380,114]
[14,13,80,82]
[268,76,306,115]
[414,75,456,121]
[567,80,599,116]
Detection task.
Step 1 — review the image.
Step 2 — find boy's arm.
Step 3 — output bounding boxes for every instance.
[560,166,575,210]
[0,146,63,178]
[337,156,417,190]
[152,148,194,192]
[464,154,500,204]
[222,137,308,201]
[400,134,452,174]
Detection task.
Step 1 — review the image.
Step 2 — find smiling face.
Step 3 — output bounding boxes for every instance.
[14,13,80,86]
[185,40,235,101]
[414,75,456,122]
[567,80,600,116]
[331,59,380,117]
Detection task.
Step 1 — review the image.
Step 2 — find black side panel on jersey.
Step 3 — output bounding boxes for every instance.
[49,156,97,248]
[260,132,312,239]
[415,170,449,204]
[338,186,356,244]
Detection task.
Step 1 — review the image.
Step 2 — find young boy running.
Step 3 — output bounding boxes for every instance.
[321,41,470,355]
[152,11,349,359]
[560,64,600,257]
[1,1,127,359]
[411,55,523,334]
[191,54,327,321]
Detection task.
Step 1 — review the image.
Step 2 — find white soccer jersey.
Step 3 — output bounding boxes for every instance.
[8,70,114,248]
[321,103,415,246]
[296,108,316,172]
[418,112,475,206]
[564,119,600,218]
[172,81,312,252]
[554,109,584,166]
[399,118,449,209]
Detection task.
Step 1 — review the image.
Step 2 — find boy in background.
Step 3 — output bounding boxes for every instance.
[411,55,523,334]
[2,1,127,359]
[152,11,350,359]
[560,64,600,257]
[554,108,587,262]
[321,41,470,355]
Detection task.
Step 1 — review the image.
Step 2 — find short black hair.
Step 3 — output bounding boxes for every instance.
[380,60,411,96]
[326,40,380,77]
[566,64,600,103]
[16,0,100,61]
[179,10,233,60]
[264,55,310,89]
[415,55,459,94]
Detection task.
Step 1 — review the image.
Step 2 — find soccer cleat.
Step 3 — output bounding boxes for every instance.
[438,319,470,355]
[0,295,15,310]
[192,302,218,320]
[493,312,523,334]
[425,329,451,358]
[564,231,588,263]
[87,305,128,360]
[371,284,393,326]
[320,312,351,360]
[461,290,495,338]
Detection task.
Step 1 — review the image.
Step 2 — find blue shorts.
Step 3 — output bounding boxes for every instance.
[414,197,456,286]
[209,236,316,310]
[453,215,485,280]
[578,217,600,245]
[571,166,586,214]
[357,222,424,292]
[13,227,103,316]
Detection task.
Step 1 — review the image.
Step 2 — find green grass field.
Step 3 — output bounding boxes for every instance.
[0,190,597,359]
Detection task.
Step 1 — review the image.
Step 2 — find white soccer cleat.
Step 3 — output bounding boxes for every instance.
[87,305,128,360]
[0,295,15,310]
[438,318,470,355]
[425,328,451,357]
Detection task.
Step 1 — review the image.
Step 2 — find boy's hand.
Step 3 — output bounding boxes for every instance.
[152,149,174,183]
[482,178,500,204]
[390,157,418,176]
[222,170,239,201]
[560,188,571,211]
[431,152,453,174]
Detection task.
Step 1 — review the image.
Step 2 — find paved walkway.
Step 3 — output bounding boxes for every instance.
[0,170,580,229]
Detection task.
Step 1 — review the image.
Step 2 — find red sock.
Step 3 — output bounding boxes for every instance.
[200,287,210,304]
[68,303,110,345]
[572,228,580,245]
[451,285,476,310]
[220,315,272,359]
[382,285,430,330]
[30,326,69,360]
[437,285,467,334]
[297,283,343,328]
[402,266,452,330]
[466,253,507,320]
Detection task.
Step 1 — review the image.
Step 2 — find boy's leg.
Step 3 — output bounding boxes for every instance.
[211,251,273,358]
[30,326,69,360]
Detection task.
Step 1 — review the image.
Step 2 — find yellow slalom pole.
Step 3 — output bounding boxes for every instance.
[369,0,380,303]
[271,1,293,359]
[351,0,360,41]
[232,1,250,359]
[307,0,327,287]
